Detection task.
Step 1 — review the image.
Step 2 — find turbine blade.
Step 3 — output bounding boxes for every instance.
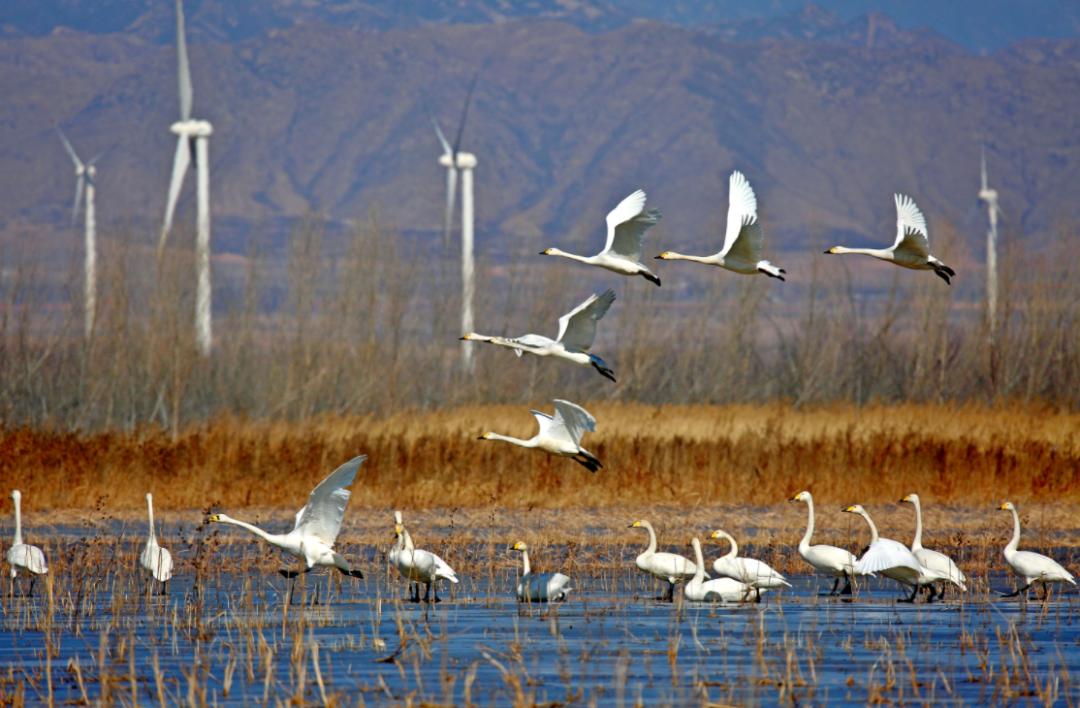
[444,167,458,248]
[159,135,191,258]
[72,176,85,228]
[451,71,479,158]
[176,0,193,120]
[432,116,451,156]
[87,150,107,167]
[56,128,82,170]
[980,147,987,192]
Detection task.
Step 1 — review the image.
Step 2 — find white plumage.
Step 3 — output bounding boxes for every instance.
[140,492,174,589]
[825,194,956,284]
[999,501,1075,599]
[685,537,759,603]
[7,490,48,597]
[630,519,697,602]
[845,504,945,602]
[511,541,572,603]
[541,189,663,285]
[461,290,617,381]
[656,170,785,280]
[900,493,966,596]
[208,456,366,583]
[709,529,790,593]
[391,510,459,603]
[479,399,602,472]
[790,491,857,595]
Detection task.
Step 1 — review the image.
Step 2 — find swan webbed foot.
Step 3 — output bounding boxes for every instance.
[591,361,617,383]
[933,265,953,284]
[641,272,661,287]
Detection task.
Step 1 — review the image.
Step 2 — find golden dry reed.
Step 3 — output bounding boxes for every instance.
[3,402,1077,512]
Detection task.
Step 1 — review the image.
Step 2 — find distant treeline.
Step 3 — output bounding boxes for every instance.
[0,215,1077,432]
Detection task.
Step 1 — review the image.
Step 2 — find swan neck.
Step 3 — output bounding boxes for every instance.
[218,515,283,547]
[719,532,737,559]
[147,496,157,541]
[861,511,879,544]
[12,494,22,546]
[911,499,924,549]
[1007,508,1021,552]
[691,539,706,581]
[642,522,657,555]
[547,248,590,264]
[800,497,815,551]
[520,550,531,576]
[664,252,714,264]
[486,432,535,448]
[832,246,889,258]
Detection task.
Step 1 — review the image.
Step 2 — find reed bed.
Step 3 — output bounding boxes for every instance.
[2,402,1078,512]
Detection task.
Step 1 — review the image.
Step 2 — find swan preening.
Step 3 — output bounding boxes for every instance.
[208,456,367,587]
[709,529,790,598]
[461,289,617,382]
[825,193,956,284]
[541,189,662,286]
[140,493,173,593]
[656,171,785,280]
[999,501,1075,599]
[685,537,758,603]
[900,493,966,596]
[391,510,459,603]
[479,399,601,472]
[7,490,48,597]
[845,504,949,603]
[511,541,572,602]
[789,491,857,595]
[630,519,697,601]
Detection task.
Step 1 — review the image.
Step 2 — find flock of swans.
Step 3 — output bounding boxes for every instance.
[6,481,1074,604]
[2,173,1071,605]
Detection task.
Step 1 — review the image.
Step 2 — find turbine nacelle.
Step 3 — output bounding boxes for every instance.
[978,188,998,204]
[171,119,214,138]
[439,151,477,169]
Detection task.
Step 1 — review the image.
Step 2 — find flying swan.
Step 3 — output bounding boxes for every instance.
[478,399,602,472]
[999,501,1075,599]
[208,456,367,592]
[789,491,857,595]
[391,511,459,603]
[685,537,759,603]
[656,170,785,280]
[461,289,617,382]
[540,189,662,285]
[141,492,174,593]
[824,194,956,284]
[844,504,944,603]
[900,493,966,598]
[511,541,572,603]
[709,529,790,598]
[7,490,48,597]
[630,519,697,602]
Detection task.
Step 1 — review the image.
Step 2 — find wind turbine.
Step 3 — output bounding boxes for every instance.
[159,0,214,357]
[978,148,1002,332]
[433,75,479,373]
[57,128,102,340]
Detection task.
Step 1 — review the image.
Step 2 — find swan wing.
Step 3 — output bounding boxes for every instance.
[293,455,367,545]
[530,409,556,437]
[8,544,48,574]
[720,171,763,263]
[891,193,930,258]
[604,189,659,261]
[551,399,597,447]
[855,538,922,576]
[556,290,615,352]
[141,543,174,582]
[431,552,459,582]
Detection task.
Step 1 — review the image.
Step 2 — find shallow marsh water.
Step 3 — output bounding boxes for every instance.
[2,552,1078,706]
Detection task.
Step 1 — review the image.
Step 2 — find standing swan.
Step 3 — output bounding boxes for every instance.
[998,501,1075,599]
[478,399,602,472]
[709,529,790,597]
[656,171,785,280]
[140,493,173,594]
[511,542,572,603]
[7,490,47,597]
[900,493,966,597]
[461,290,617,382]
[208,456,366,595]
[844,504,944,603]
[540,189,662,286]
[685,538,758,603]
[824,194,955,284]
[790,491,856,595]
[390,511,459,603]
[629,520,697,602]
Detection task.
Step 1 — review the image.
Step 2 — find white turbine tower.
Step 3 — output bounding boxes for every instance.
[433,76,479,373]
[58,128,102,340]
[978,148,1002,332]
[159,0,214,357]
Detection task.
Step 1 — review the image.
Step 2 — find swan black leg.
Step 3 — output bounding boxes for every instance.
[898,584,919,603]
[826,577,840,596]
[840,577,853,595]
